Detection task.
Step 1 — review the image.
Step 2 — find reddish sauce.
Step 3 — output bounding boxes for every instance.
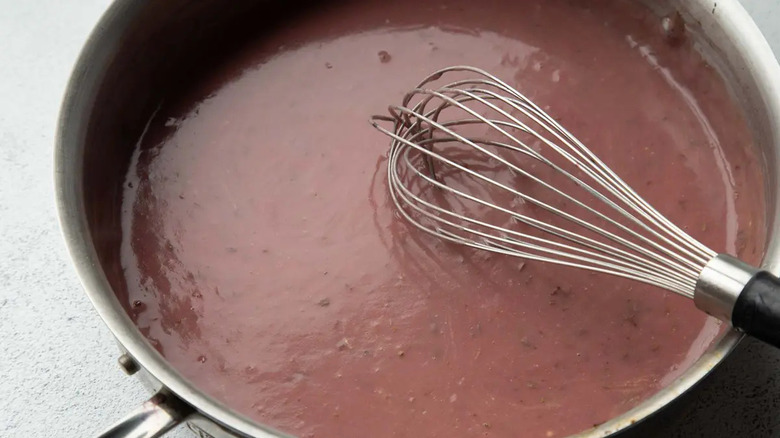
[121,0,765,436]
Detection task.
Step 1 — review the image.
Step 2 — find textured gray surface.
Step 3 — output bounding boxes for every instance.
[0,1,778,438]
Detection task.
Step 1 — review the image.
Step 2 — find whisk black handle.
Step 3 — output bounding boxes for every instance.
[732,272,780,348]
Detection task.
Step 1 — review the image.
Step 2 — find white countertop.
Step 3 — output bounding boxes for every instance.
[1,1,778,437]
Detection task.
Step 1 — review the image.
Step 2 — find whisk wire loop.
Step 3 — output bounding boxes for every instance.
[372,66,717,299]
[392,89,708,275]
[377,121,697,296]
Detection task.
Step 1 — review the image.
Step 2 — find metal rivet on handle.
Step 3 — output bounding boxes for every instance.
[118,353,140,375]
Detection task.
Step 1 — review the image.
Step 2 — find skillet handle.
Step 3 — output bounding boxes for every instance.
[96,392,192,438]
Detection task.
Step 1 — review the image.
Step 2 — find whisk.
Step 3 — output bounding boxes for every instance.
[371,65,780,348]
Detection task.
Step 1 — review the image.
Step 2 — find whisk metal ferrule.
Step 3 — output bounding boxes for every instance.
[694,254,758,322]
[696,255,780,347]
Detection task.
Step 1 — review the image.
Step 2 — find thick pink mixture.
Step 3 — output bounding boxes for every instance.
[121,0,765,437]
